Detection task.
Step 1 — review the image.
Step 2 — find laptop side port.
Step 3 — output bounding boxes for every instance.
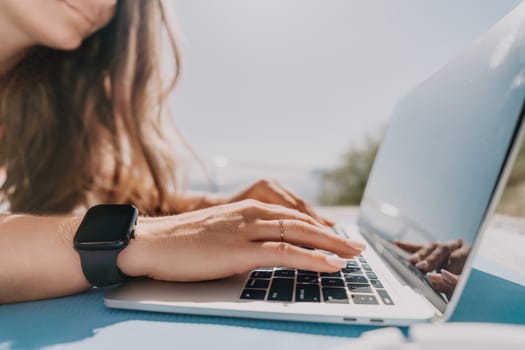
[343,317,357,322]
[370,318,384,323]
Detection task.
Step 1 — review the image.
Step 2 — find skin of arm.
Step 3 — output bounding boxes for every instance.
[0,214,165,303]
[0,200,365,304]
[0,214,89,303]
[171,191,229,213]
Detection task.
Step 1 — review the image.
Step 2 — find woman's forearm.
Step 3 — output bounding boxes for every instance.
[0,214,90,303]
[171,191,229,213]
[0,199,363,304]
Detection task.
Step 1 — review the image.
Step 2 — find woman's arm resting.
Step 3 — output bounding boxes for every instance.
[0,214,89,304]
[0,200,364,304]
[118,200,364,283]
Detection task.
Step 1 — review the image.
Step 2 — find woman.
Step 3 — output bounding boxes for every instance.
[0,0,365,304]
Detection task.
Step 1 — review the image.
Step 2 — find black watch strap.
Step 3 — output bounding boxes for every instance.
[74,204,138,288]
[78,249,128,287]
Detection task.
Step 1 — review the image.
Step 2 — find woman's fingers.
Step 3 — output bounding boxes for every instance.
[445,239,464,250]
[441,269,460,285]
[274,181,334,227]
[252,241,349,272]
[393,240,423,254]
[249,219,365,258]
[409,243,438,264]
[407,239,464,272]
[427,272,457,298]
[295,198,334,227]
[241,200,325,229]
[260,182,299,208]
[235,179,332,227]
[264,184,328,227]
[427,269,459,298]
[447,245,470,274]
[415,239,464,272]
[415,245,450,272]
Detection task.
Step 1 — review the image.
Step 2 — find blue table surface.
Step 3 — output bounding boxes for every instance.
[1,265,525,350]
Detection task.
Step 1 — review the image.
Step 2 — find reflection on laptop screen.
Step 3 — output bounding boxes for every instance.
[358,8,525,303]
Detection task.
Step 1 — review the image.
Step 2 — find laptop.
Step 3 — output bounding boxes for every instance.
[105,2,525,326]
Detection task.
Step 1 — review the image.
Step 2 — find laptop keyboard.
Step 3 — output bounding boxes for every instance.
[240,255,394,305]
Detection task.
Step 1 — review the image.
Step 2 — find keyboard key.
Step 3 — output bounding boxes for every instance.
[345,275,368,284]
[366,272,378,279]
[352,294,379,305]
[321,272,342,278]
[297,270,318,275]
[241,289,266,300]
[295,284,321,302]
[322,287,349,303]
[358,257,367,263]
[370,279,384,288]
[245,279,270,289]
[274,269,295,278]
[361,264,372,271]
[321,278,345,287]
[377,290,394,305]
[250,270,273,279]
[347,283,373,293]
[346,260,358,267]
[342,267,362,274]
[297,275,319,284]
[268,278,294,301]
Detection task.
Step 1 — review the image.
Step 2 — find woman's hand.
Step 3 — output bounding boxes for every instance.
[394,239,469,274]
[427,270,460,298]
[118,199,364,282]
[226,179,334,227]
[394,239,470,298]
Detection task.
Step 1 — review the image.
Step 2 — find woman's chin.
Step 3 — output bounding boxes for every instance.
[43,31,84,51]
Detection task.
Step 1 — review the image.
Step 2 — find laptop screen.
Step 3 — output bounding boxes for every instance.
[358,5,525,310]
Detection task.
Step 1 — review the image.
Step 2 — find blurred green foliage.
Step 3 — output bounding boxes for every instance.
[319,133,525,217]
[504,138,525,187]
[497,139,525,216]
[318,135,381,205]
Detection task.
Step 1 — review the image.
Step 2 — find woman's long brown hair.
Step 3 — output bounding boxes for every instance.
[0,0,181,215]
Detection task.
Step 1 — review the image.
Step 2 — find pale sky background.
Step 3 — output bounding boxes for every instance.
[168,0,522,196]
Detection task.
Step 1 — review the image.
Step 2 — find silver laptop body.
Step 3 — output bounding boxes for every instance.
[105,2,525,326]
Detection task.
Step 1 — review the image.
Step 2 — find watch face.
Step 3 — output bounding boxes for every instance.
[74,205,138,247]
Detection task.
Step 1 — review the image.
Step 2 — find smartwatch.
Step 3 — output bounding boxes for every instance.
[73,204,139,287]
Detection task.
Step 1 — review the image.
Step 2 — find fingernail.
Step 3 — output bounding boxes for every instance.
[416,260,429,270]
[427,272,441,281]
[347,240,366,251]
[326,255,347,268]
[441,269,458,284]
[409,253,420,261]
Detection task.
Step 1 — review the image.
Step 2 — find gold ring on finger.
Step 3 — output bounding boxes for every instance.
[278,219,285,242]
